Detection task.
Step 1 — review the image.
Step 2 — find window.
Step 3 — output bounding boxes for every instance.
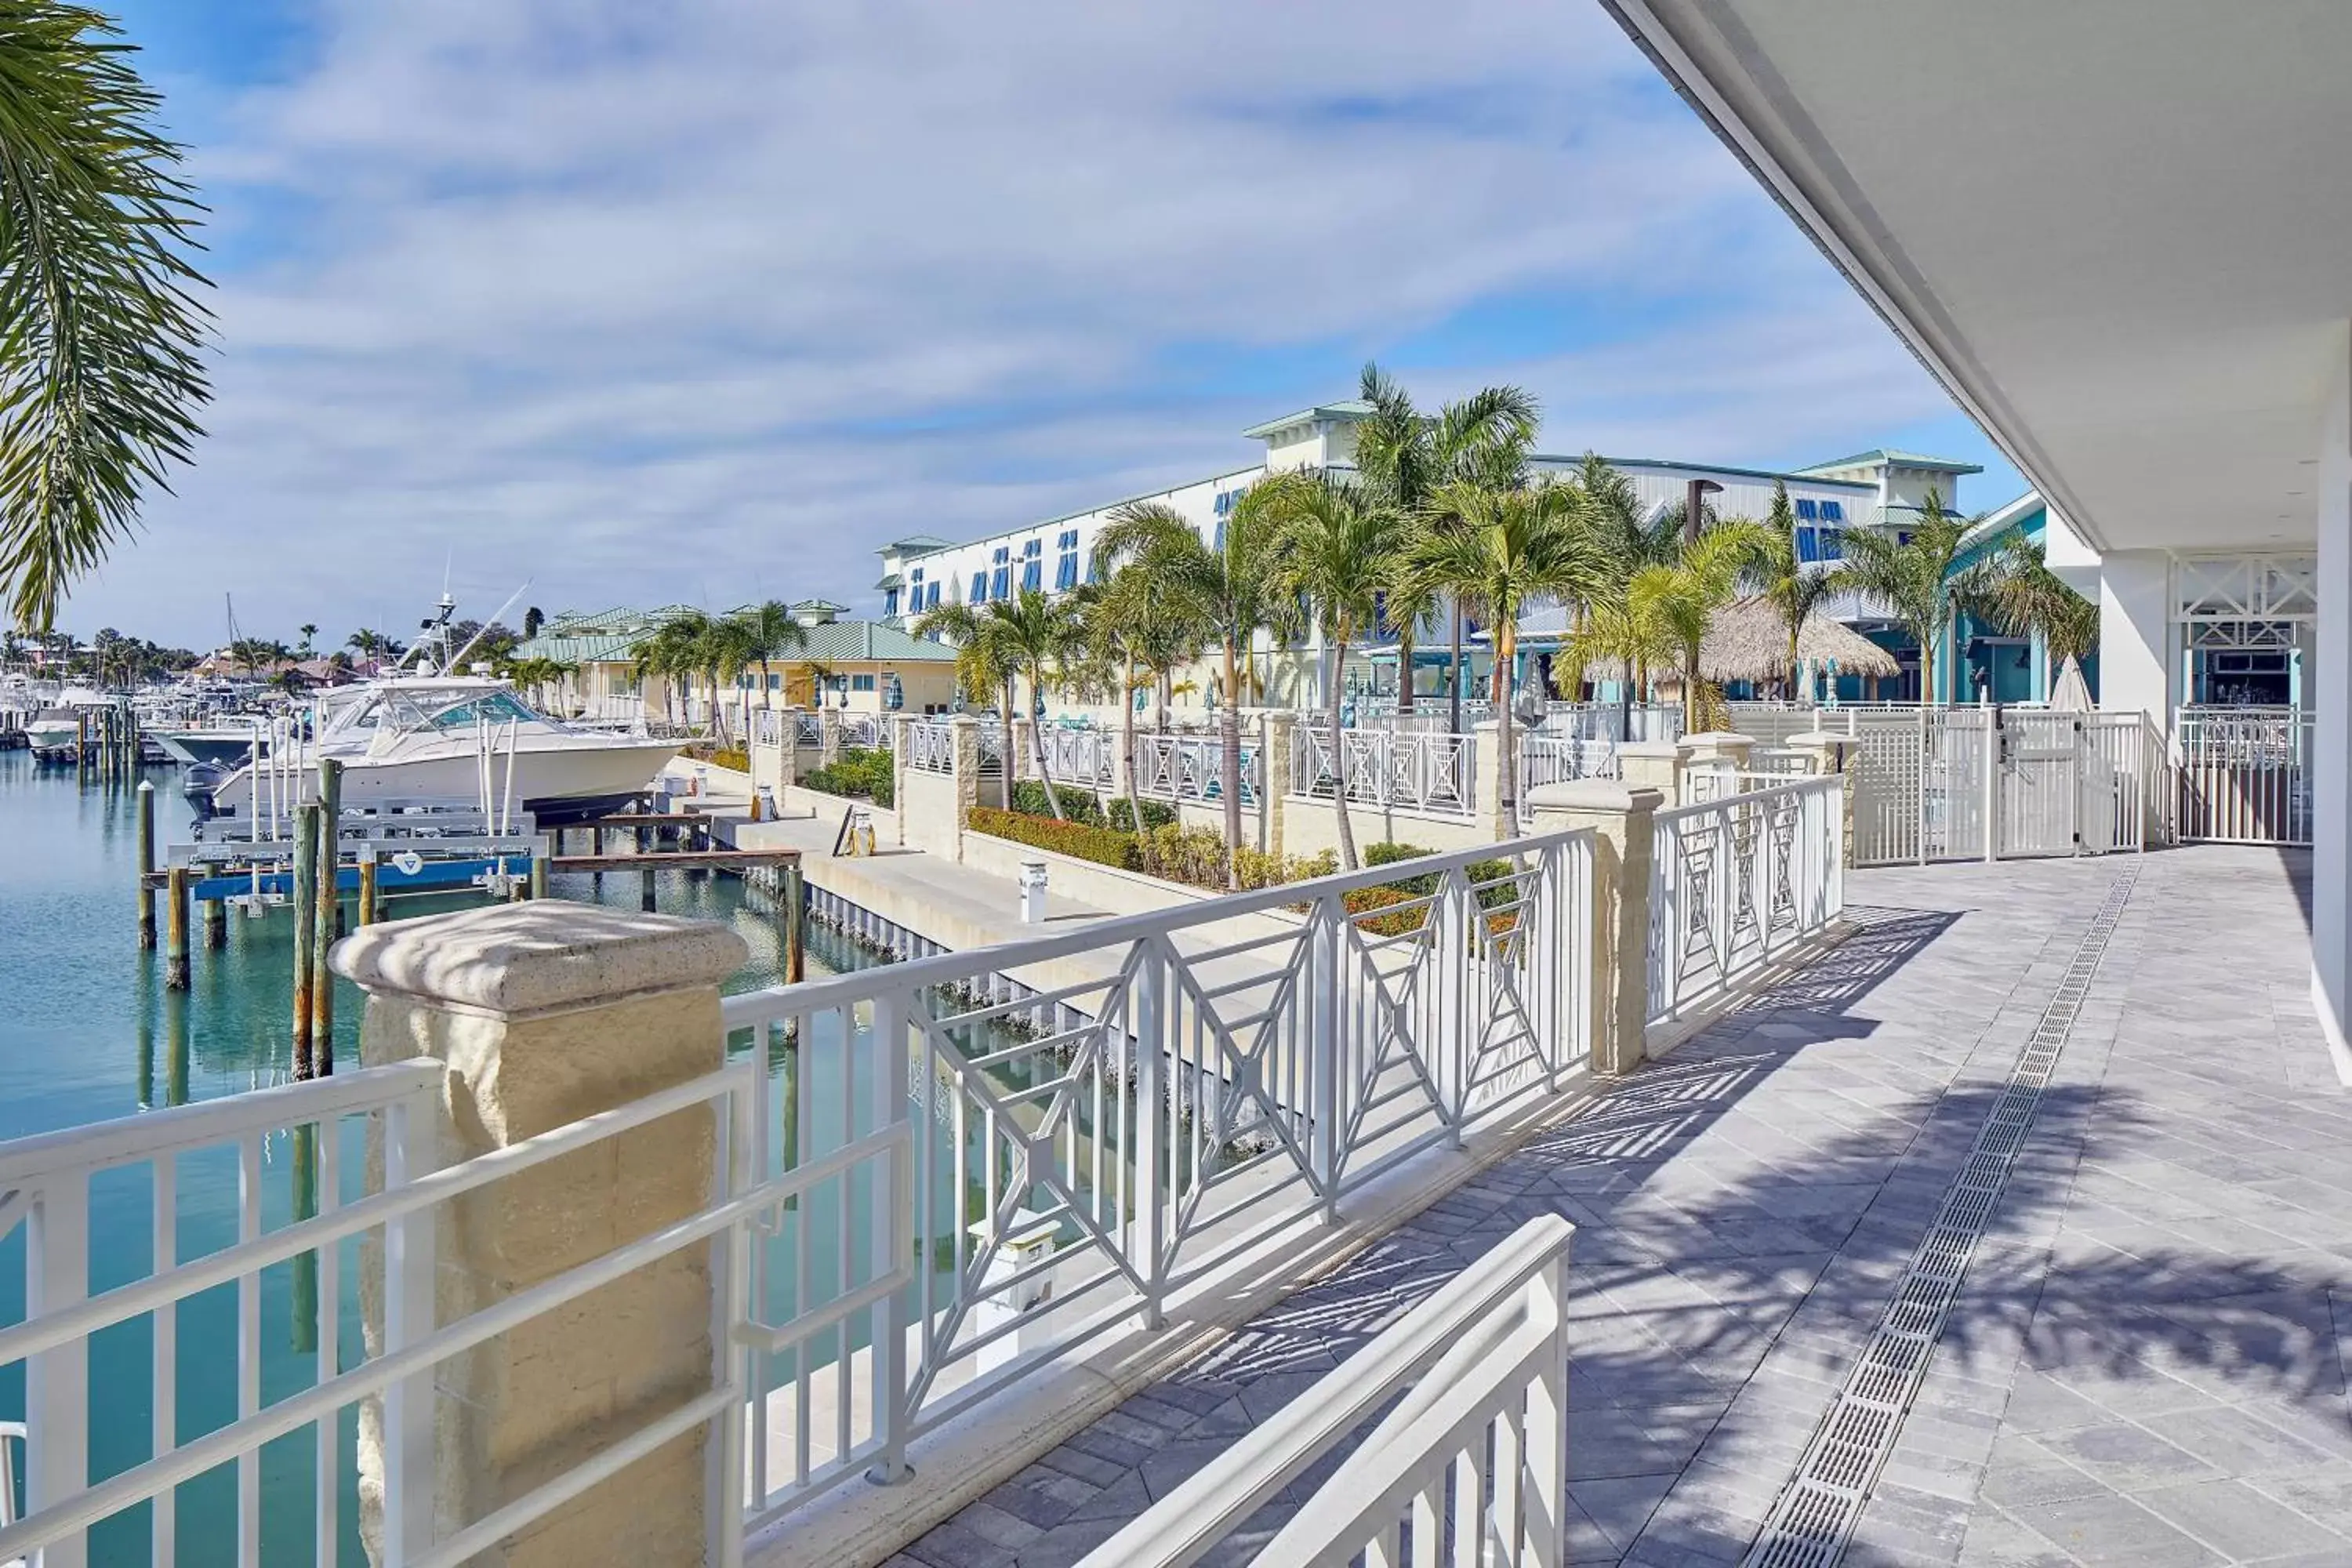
[969,572,986,603]
[992,545,1011,601]
[1820,501,1844,522]
[851,673,877,692]
[1022,538,1042,593]
[1796,526,1819,563]
[1817,528,1843,561]
[1795,498,1818,521]
[927,581,941,608]
[883,588,901,617]
[1055,528,1079,591]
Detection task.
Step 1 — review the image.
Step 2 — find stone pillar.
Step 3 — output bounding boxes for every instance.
[774,710,801,788]
[1616,740,1685,804]
[1011,717,1035,785]
[335,902,750,1568]
[818,706,843,766]
[1525,781,1661,1077]
[1472,720,1509,839]
[1678,731,1755,804]
[1790,731,1860,867]
[949,716,982,862]
[892,715,915,848]
[1261,711,1296,856]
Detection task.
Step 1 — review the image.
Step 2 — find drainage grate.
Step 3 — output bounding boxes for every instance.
[1742,869,2138,1568]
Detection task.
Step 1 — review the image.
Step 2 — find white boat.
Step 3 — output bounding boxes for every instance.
[154,726,270,768]
[23,709,82,753]
[209,677,681,826]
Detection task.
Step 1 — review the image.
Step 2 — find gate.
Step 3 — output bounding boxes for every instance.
[2176,706,2313,845]
[1852,709,2150,865]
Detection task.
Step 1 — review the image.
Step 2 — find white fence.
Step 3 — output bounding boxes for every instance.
[1649,776,1846,1023]
[1294,728,1476,818]
[0,1056,791,1568]
[2175,706,2313,846]
[1517,734,1623,820]
[1136,731,1261,805]
[837,714,884,750]
[1078,1214,1572,1567]
[1037,726,1116,792]
[905,720,956,775]
[724,829,1595,1529]
[1539,701,1684,744]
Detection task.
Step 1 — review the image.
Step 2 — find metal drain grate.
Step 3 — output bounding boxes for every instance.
[1742,869,2139,1568]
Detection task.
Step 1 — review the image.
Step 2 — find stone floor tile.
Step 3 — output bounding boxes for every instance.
[2002,1491,2225,1567]
[2133,1477,2350,1560]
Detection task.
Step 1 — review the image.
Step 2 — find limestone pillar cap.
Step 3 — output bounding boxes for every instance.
[1523,780,1667,815]
[1790,730,1856,747]
[1679,731,1756,748]
[332,902,750,1019]
[1617,740,1684,760]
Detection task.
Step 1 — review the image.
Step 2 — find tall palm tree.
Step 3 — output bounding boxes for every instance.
[735,601,810,712]
[1266,473,1405,868]
[1352,364,1540,733]
[1831,489,1979,705]
[0,6,212,631]
[1409,481,1600,828]
[1570,564,1690,735]
[698,613,758,743]
[1074,573,1204,835]
[635,612,710,728]
[1977,533,2100,677]
[1751,480,1843,702]
[1096,487,1294,886]
[913,597,1026,811]
[1658,521,1769,731]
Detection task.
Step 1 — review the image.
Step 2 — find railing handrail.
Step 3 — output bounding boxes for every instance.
[0,1058,443,1184]
[1653,771,1835,826]
[1077,1214,1573,1568]
[722,826,1592,1025]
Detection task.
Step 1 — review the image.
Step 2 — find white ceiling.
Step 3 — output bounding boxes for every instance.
[1602,0,2352,553]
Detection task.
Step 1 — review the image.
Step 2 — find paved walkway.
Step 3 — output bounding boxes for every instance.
[891,844,2352,1567]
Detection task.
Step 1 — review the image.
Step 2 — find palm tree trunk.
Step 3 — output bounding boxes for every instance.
[1220,642,1243,889]
[1496,626,1516,840]
[1122,654,1145,836]
[1327,622,1358,870]
[1396,626,1417,716]
[1448,601,1465,735]
[1029,667,1065,819]
[1000,677,1016,810]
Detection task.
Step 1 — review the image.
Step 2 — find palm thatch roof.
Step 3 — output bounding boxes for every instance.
[1573,597,1901,684]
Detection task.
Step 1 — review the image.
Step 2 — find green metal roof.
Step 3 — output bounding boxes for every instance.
[794,619,956,662]
[1570,456,1876,490]
[1794,448,1984,476]
[1239,400,1376,439]
[877,535,953,554]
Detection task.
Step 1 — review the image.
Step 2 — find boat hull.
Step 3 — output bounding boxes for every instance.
[156,730,267,768]
[209,738,681,826]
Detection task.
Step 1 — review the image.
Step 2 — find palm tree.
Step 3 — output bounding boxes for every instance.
[913,599,1025,811]
[1659,521,1769,731]
[735,601,810,713]
[1073,575,1201,835]
[1831,489,1978,705]
[697,613,758,743]
[1096,488,1293,886]
[0,9,212,631]
[1409,481,1600,828]
[1751,480,1843,702]
[1977,534,2100,677]
[1352,364,1540,732]
[635,612,710,728]
[1570,564,1691,736]
[1266,473,1406,867]
[296,623,318,659]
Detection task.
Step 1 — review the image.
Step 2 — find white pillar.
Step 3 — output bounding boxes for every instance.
[2314,336,2352,1071]
[2098,549,2174,727]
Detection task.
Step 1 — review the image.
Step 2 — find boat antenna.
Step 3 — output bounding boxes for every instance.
[443,581,532,675]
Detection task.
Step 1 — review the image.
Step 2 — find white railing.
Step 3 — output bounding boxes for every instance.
[1848,708,2154,866]
[1040,726,1116,792]
[723,829,1595,1530]
[1540,700,1683,744]
[1077,1215,1572,1568]
[1649,776,1844,1023]
[578,692,648,727]
[1136,731,1261,805]
[1517,733,1621,821]
[750,706,789,748]
[0,1048,909,1567]
[1295,728,1476,818]
[794,711,822,746]
[905,719,956,775]
[2176,706,2313,846]
[837,714,882,750]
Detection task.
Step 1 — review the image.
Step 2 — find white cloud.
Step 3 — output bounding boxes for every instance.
[63,0,1954,644]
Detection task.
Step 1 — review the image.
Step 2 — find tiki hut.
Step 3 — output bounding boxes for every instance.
[1696,596,1902,687]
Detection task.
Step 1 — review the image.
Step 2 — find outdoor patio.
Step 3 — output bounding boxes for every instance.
[891,844,2352,1567]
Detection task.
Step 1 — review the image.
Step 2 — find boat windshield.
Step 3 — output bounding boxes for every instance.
[326,687,550,739]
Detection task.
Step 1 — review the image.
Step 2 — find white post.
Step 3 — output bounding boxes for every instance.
[1524,782,1662,1075]
[1982,706,2002,862]
[25,1181,89,1568]
[1129,941,1167,1329]
[2314,339,2352,1067]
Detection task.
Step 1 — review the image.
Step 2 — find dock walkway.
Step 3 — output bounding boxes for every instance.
[890,845,2352,1568]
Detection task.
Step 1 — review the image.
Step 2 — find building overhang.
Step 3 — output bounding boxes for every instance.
[1600,0,2352,557]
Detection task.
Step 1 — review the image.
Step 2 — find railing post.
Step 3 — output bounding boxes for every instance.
[1616,740,1685,805]
[1789,731,1859,867]
[25,1178,89,1568]
[949,716,982,862]
[1311,894,1347,1208]
[1261,711,1295,855]
[891,715,915,848]
[1472,719,1506,837]
[1129,938,1169,1328]
[867,991,912,1486]
[336,902,751,1568]
[1525,782,1662,1076]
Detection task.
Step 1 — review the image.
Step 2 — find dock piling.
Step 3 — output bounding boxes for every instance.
[783,858,806,984]
[136,781,157,949]
[358,851,379,927]
[164,865,191,990]
[641,864,657,913]
[292,801,318,1078]
[312,762,341,1069]
[203,895,227,949]
[529,853,549,901]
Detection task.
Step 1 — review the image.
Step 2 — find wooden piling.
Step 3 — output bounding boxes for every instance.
[204,895,227,949]
[164,865,191,991]
[783,859,806,985]
[75,710,89,780]
[641,864,657,913]
[312,761,341,1070]
[358,852,379,926]
[292,801,318,1079]
[136,780,157,949]
[529,852,549,901]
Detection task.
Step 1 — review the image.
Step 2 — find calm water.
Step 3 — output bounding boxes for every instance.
[0,751,861,1564]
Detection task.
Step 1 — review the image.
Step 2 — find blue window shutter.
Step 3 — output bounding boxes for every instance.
[1820,530,1842,561]
[884,589,901,616]
[1796,527,1817,564]
[1821,501,1843,522]
[1795,498,1817,521]
[970,573,985,602]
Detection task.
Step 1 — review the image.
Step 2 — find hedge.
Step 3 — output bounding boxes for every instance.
[1004,781,1177,833]
[967,806,1142,872]
[802,746,894,807]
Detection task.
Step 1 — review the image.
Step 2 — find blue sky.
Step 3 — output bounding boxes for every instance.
[71,1,2021,648]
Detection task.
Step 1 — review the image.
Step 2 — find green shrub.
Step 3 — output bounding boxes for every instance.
[706,747,749,775]
[801,745,894,807]
[1359,842,1519,909]
[1107,797,1178,833]
[1010,779,1106,826]
[1138,822,1232,889]
[967,806,1142,872]
[1233,845,1338,890]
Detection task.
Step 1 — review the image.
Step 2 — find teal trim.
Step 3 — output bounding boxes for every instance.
[1238,400,1376,438]
[1795,447,1984,476]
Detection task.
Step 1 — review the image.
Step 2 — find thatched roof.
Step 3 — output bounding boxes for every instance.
[1576,597,1902,684]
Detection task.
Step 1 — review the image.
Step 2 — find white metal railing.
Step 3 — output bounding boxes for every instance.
[1294,727,1475,818]
[2176,706,2313,846]
[1040,726,1116,792]
[1540,701,1683,744]
[1848,708,2153,866]
[905,719,956,775]
[1649,776,1844,1023]
[0,1051,892,1567]
[794,712,822,746]
[837,714,882,750]
[1136,731,1261,805]
[1517,733,1621,821]
[1078,1214,1572,1568]
[750,707,789,748]
[722,829,1595,1530]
